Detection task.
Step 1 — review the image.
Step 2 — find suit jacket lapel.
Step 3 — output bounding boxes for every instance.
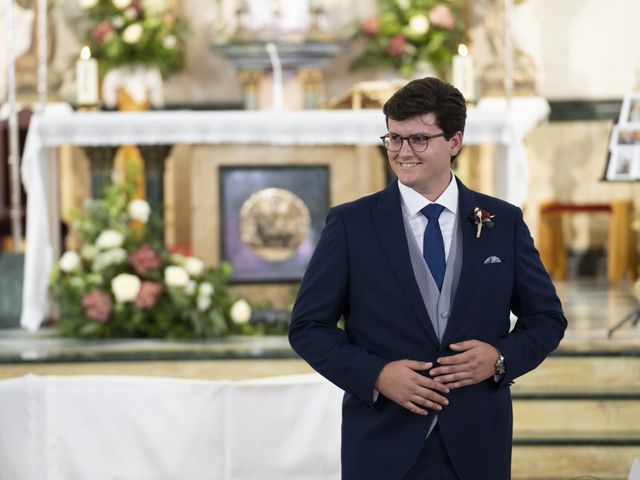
[444,179,488,346]
[372,183,439,343]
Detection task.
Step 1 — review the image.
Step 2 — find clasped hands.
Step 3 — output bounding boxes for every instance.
[374,340,499,416]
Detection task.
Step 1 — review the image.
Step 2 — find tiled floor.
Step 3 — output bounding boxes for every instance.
[554,278,640,350]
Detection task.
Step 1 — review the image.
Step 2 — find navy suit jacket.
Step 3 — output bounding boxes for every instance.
[289,178,566,480]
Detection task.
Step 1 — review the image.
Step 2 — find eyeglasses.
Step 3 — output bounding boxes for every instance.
[380,132,446,152]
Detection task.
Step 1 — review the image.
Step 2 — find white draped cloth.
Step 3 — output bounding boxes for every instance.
[0,373,344,480]
[19,100,549,330]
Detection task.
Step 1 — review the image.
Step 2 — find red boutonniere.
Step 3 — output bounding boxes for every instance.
[469,207,495,238]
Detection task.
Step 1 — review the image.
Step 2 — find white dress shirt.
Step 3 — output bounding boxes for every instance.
[397,173,458,260]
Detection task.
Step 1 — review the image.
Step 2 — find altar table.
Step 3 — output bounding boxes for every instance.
[0,373,343,480]
[20,99,549,330]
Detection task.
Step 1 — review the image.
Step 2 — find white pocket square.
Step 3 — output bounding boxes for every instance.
[483,256,502,264]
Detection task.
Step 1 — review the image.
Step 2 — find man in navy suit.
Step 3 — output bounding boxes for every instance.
[289,77,566,479]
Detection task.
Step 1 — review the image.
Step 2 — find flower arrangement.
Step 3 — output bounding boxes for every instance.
[80,0,188,76]
[50,179,248,339]
[351,0,464,78]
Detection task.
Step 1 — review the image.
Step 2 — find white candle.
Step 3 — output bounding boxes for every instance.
[76,46,99,105]
[452,43,475,101]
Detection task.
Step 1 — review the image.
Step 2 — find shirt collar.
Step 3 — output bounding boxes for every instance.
[397,172,459,216]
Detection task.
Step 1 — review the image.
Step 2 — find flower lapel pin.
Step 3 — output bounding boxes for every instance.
[469,207,495,238]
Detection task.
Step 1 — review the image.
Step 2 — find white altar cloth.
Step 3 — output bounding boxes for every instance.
[0,373,344,480]
[20,100,549,330]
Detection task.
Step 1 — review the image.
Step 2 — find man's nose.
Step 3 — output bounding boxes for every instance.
[399,138,414,155]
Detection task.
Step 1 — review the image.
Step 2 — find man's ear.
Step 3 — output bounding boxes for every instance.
[449,131,463,156]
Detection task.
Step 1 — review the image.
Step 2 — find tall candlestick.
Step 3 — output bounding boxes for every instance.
[504,0,514,106]
[265,42,283,111]
[37,0,48,110]
[452,44,475,101]
[4,0,24,251]
[76,46,99,106]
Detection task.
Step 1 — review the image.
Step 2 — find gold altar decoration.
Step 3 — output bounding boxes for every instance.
[239,188,311,262]
[327,80,406,110]
[114,89,147,199]
[479,0,537,96]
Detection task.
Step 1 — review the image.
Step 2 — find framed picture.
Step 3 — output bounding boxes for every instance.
[619,92,640,126]
[220,166,330,282]
[605,146,639,181]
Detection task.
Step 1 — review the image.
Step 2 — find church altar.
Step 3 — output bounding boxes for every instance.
[0,373,343,480]
[20,98,550,331]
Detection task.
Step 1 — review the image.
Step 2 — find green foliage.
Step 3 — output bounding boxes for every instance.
[82,0,188,77]
[351,0,464,78]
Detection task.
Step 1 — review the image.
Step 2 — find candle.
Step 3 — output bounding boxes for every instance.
[452,44,475,101]
[76,46,99,106]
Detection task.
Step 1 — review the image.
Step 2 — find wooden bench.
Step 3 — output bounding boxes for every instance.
[538,201,637,281]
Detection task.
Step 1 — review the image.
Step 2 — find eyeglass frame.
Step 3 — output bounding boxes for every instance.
[379,132,447,152]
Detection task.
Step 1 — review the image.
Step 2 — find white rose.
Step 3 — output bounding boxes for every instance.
[111,273,141,303]
[184,257,204,276]
[95,230,124,250]
[164,266,189,288]
[128,199,151,223]
[112,0,130,9]
[59,251,81,273]
[79,0,98,9]
[162,35,177,49]
[199,281,214,297]
[230,299,252,324]
[124,7,137,19]
[409,14,430,36]
[197,295,212,312]
[123,23,143,44]
[112,16,125,29]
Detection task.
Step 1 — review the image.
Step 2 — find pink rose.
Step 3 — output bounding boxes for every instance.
[82,290,113,323]
[387,34,407,57]
[135,281,164,309]
[128,244,162,276]
[429,4,456,31]
[93,22,114,44]
[361,16,379,37]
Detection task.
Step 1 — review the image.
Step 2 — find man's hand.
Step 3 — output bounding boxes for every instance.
[375,360,450,416]
[429,340,500,389]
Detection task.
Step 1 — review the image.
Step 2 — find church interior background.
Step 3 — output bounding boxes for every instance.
[1,0,640,478]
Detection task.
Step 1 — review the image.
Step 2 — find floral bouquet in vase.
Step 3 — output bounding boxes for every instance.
[80,0,189,108]
[50,180,236,339]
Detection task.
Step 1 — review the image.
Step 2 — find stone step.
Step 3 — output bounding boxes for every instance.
[514,353,640,392]
[513,398,640,433]
[512,444,637,480]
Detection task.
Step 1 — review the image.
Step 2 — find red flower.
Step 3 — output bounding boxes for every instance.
[388,34,407,57]
[93,22,114,44]
[82,290,113,323]
[128,244,162,275]
[361,16,379,37]
[135,281,164,309]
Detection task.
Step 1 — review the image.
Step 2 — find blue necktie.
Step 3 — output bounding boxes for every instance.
[421,204,446,291]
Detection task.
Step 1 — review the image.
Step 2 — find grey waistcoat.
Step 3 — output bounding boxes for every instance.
[402,211,463,343]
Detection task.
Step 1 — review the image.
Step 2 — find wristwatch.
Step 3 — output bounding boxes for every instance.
[495,352,506,376]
